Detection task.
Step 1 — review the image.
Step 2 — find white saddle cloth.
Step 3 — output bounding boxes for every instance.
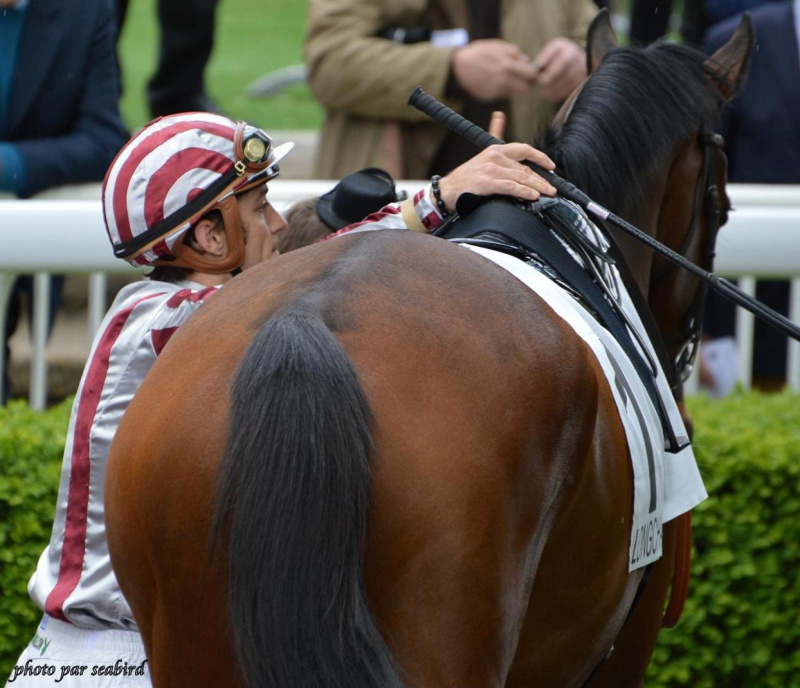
[463,243,707,572]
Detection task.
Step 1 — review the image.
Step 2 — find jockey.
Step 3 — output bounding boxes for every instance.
[8,112,556,686]
[9,112,294,687]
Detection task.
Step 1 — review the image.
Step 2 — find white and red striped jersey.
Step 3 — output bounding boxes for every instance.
[28,278,219,630]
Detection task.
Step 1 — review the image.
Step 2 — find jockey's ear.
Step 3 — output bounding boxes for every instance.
[191,213,228,259]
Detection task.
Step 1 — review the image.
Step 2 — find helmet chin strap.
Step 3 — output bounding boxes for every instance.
[160,195,247,274]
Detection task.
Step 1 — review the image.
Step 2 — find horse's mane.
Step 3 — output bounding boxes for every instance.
[539,42,724,215]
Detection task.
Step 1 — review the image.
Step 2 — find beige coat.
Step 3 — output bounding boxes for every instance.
[305,0,599,180]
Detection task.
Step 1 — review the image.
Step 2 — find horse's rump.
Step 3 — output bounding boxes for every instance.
[109,229,632,686]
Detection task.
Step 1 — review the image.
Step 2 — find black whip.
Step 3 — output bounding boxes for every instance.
[408,87,800,343]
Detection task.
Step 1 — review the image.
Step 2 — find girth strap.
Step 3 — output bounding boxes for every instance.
[439,199,685,453]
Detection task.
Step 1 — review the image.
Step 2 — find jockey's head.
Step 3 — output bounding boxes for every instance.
[102,113,293,273]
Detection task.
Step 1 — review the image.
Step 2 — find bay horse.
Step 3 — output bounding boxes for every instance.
[105,14,753,688]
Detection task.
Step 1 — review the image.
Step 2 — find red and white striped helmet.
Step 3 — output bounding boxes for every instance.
[102,112,293,268]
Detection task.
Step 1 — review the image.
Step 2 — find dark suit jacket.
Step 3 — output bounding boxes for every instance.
[705,2,800,184]
[2,0,129,197]
[703,2,799,378]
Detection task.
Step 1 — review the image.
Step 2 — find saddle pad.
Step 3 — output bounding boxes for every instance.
[463,245,708,572]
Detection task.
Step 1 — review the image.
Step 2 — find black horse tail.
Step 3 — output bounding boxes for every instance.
[211,308,402,688]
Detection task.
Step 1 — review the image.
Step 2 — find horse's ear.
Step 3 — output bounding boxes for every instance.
[704,13,755,101]
[586,9,618,74]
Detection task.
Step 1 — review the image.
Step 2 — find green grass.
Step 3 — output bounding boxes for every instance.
[117,0,323,131]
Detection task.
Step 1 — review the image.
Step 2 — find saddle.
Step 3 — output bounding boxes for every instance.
[435,196,685,453]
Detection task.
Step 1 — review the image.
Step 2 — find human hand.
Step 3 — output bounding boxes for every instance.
[451,39,539,101]
[530,38,587,103]
[435,143,557,212]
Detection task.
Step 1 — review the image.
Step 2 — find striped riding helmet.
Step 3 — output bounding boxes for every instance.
[102,112,293,269]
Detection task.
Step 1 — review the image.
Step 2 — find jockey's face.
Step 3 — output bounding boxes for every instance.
[236,184,287,270]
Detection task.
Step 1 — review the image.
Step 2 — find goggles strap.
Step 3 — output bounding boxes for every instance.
[115,169,239,259]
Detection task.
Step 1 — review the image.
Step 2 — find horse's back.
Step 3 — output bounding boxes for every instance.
[107,230,629,686]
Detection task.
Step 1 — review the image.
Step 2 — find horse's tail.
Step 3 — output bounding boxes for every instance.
[212,308,402,688]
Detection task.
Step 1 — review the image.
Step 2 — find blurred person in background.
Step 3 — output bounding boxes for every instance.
[699,0,800,395]
[114,0,222,117]
[628,0,708,46]
[0,0,129,404]
[305,0,598,180]
[627,0,779,47]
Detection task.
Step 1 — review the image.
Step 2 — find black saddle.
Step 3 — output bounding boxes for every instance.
[435,197,686,453]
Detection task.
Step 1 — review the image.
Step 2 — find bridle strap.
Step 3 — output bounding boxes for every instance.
[657,128,727,382]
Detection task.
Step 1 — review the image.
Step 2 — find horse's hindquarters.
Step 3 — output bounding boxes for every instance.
[316,237,637,683]
[107,232,646,686]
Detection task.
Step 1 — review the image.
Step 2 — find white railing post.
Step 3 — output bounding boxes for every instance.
[735,277,756,391]
[88,272,107,340]
[788,278,800,393]
[0,272,16,402]
[30,272,51,411]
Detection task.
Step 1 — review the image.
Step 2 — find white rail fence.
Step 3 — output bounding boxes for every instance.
[1,182,799,409]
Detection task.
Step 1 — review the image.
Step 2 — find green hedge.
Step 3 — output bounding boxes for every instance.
[0,393,798,683]
[0,399,71,680]
[647,390,800,686]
